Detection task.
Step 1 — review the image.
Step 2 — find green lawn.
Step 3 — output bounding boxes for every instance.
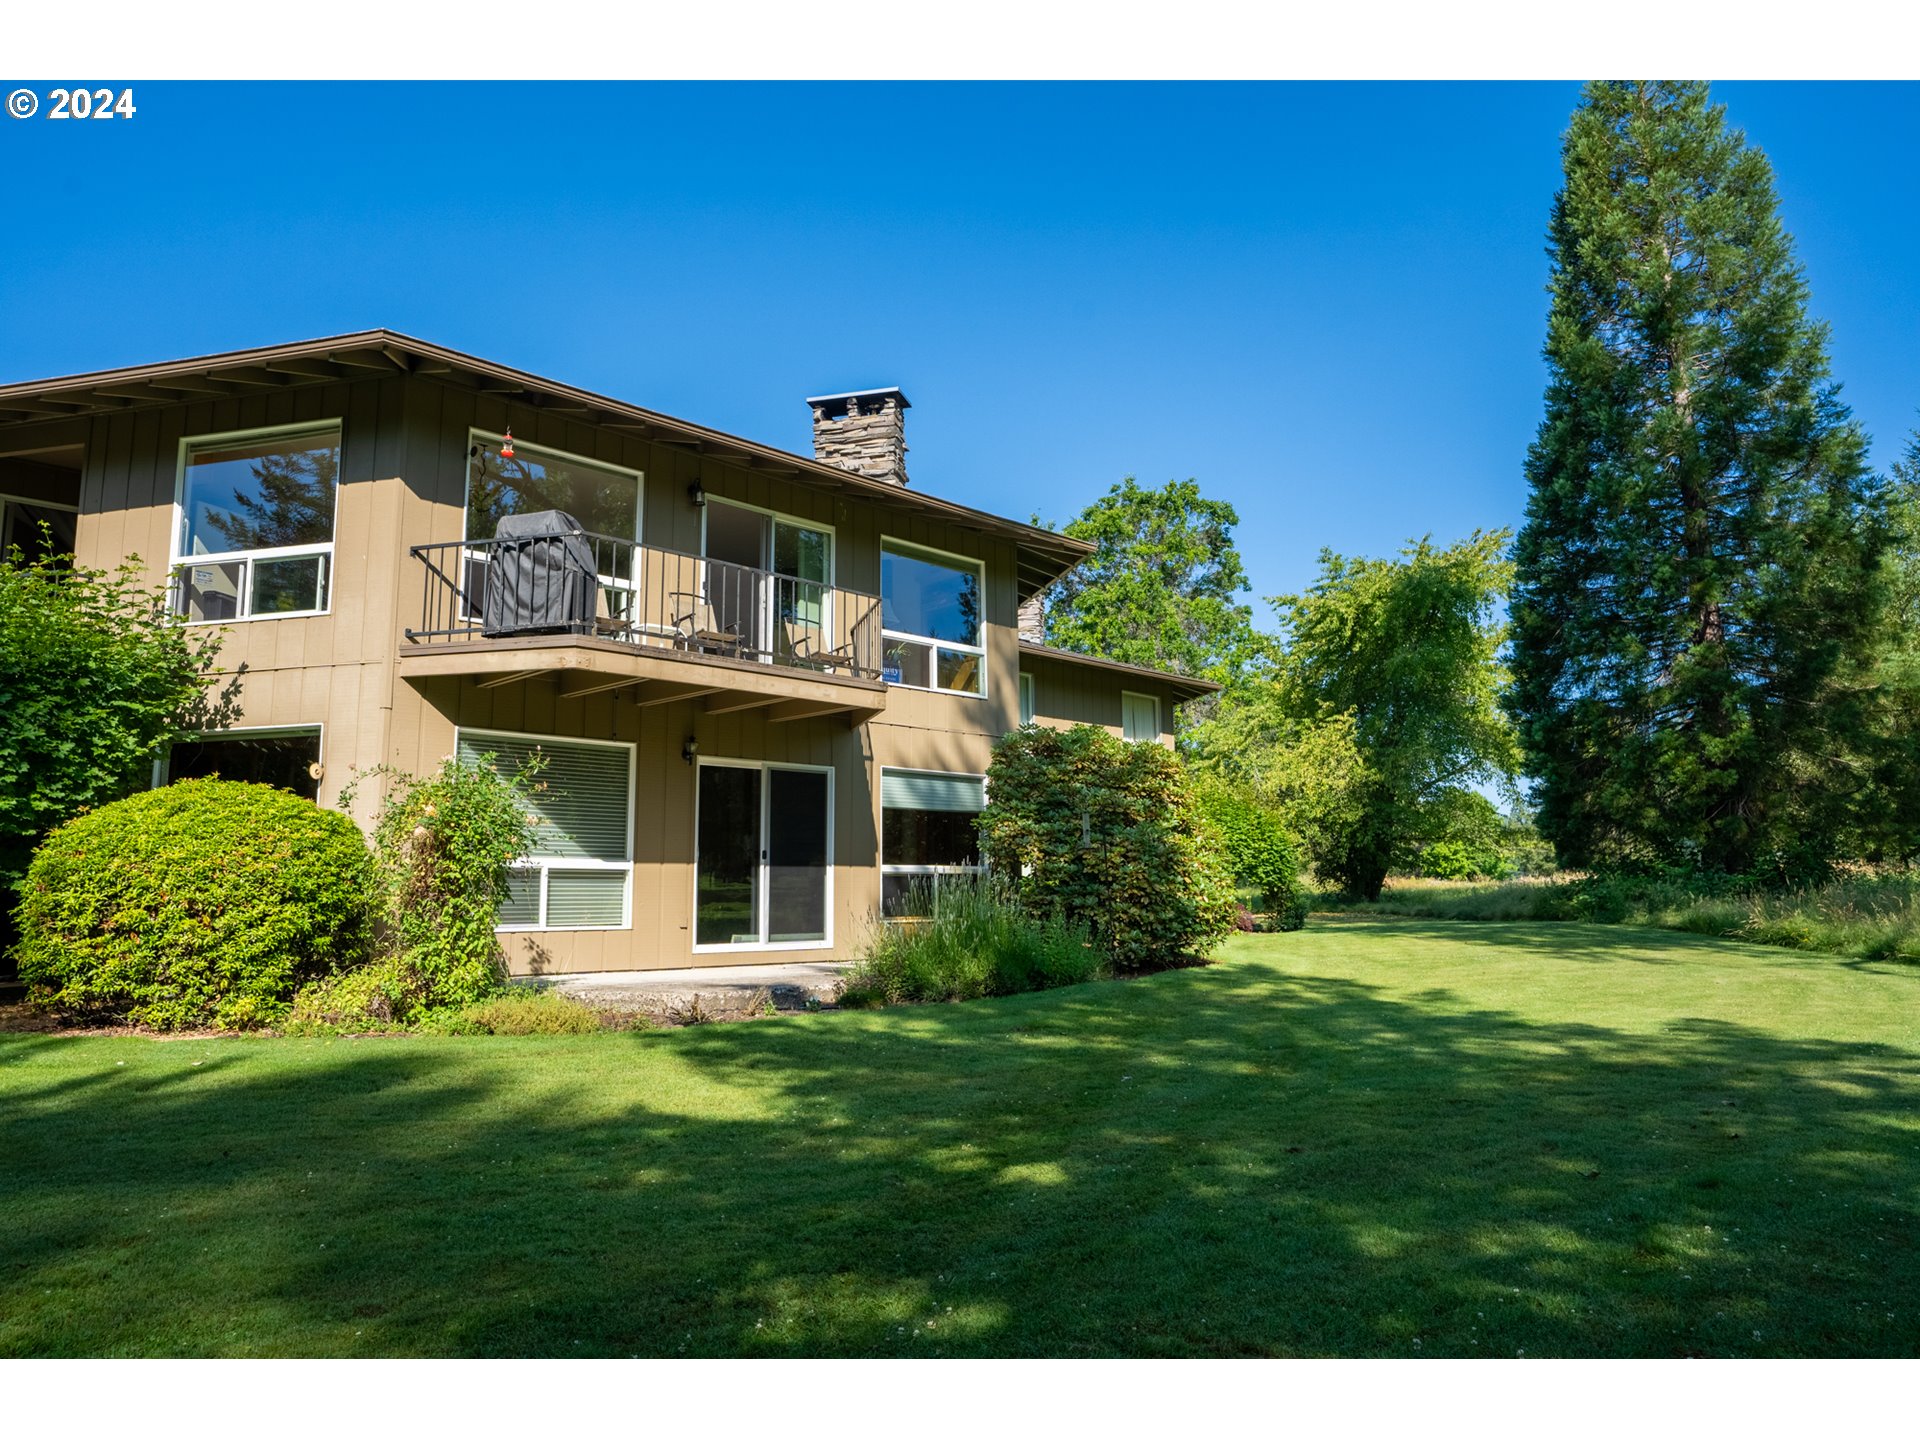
[4,918,1918,1357]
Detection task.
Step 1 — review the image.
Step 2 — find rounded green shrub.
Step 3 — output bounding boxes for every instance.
[979,725,1238,969]
[1191,775,1304,917]
[14,779,375,1029]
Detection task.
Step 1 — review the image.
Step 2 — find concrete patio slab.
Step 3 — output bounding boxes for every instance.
[525,961,849,1014]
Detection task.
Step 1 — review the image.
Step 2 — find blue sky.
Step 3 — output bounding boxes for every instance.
[3,81,1915,623]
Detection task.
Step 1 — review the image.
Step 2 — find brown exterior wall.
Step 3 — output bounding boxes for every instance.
[1017,649,1180,748]
[2,370,1189,975]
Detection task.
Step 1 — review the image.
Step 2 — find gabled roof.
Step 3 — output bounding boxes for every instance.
[0,329,1090,600]
[1017,640,1223,701]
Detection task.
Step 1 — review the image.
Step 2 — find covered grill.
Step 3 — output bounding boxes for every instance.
[479,509,598,638]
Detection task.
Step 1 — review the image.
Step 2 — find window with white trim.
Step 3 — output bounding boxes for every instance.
[880,768,986,918]
[1018,671,1036,726]
[0,495,78,561]
[173,423,340,621]
[880,540,985,696]
[1122,691,1160,744]
[165,726,322,799]
[456,730,634,930]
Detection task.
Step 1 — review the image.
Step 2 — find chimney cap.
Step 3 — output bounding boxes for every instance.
[805,386,911,416]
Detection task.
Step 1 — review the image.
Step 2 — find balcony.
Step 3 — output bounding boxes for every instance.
[400,529,888,722]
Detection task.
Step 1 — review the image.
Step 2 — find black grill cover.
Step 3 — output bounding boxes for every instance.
[481,510,598,637]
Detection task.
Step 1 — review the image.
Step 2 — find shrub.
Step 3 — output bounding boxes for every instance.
[839,876,1103,1006]
[344,753,544,1010]
[1419,838,1514,882]
[0,546,235,908]
[1262,893,1312,932]
[420,989,604,1035]
[282,955,425,1035]
[979,725,1238,969]
[14,779,374,1029]
[1192,776,1305,916]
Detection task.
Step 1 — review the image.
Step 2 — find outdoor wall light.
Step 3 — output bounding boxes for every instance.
[687,481,706,508]
[683,736,699,765]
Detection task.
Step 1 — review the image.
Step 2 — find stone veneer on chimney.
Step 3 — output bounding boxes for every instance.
[807,387,910,486]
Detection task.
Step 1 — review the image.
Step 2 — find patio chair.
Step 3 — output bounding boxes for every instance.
[782,618,864,676]
[671,590,743,657]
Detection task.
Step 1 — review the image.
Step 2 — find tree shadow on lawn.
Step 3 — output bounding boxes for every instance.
[1,960,1916,1358]
[1326,916,1887,969]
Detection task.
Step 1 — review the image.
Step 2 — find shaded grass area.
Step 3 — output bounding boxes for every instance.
[3,919,1918,1357]
[1323,872,1920,965]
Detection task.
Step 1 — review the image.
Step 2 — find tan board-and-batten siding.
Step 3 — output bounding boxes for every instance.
[2,340,1213,974]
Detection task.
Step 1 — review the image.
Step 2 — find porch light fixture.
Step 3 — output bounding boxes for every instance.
[682,736,699,765]
[687,481,706,508]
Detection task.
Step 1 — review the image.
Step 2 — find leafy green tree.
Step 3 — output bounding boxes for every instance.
[1855,429,1920,858]
[1270,532,1517,900]
[1043,477,1277,717]
[1508,81,1887,879]
[1187,694,1373,874]
[0,545,235,906]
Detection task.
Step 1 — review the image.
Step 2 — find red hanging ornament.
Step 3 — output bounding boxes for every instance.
[499,429,515,460]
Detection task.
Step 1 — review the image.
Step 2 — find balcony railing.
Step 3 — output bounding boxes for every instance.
[406,531,884,682]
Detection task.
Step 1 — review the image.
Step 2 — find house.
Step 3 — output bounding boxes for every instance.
[0,332,1217,974]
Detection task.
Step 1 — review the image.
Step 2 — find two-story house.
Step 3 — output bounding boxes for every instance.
[0,332,1215,975]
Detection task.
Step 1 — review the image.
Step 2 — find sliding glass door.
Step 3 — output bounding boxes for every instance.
[703,500,833,663]
[695,761,832,949]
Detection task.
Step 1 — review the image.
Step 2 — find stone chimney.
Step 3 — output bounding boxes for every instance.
[1017,592,1046,645]
[807,387,910,486]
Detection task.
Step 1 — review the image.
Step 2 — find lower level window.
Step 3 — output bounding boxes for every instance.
[880,768,986,918]
[695,761,833,948]
[166,726,322,799]
[457,730,634,931]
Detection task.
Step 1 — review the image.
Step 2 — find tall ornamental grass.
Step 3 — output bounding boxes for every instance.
[838,876,1104,1006]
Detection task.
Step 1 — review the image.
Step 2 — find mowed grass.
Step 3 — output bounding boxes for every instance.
[4,919,1918,1357]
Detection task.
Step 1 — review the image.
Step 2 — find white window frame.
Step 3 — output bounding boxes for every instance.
[153,723,325,791]
[462,428,646,622]
[1018,671,1036,726]
[171,420,343,624]
[692,757,836,954]
[699,495,838,663]
[1121,690,1161,744]
[879,765,988,919]
[879,537,988,700]
[457,726,636,934]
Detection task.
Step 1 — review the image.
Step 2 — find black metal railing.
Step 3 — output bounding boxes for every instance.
[406,531,883,681]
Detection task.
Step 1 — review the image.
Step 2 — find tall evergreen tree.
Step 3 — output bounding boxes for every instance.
[1508,81,1886,878]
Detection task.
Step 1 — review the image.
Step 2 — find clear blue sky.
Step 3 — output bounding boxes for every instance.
[4,81,1915,622]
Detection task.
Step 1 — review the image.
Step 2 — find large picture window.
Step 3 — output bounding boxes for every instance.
[880,540,985,696]
[457,730,634,931]
[880,768,986,918]
[466,432,642,544]
[173,423,340,621]
[464,432,644,625]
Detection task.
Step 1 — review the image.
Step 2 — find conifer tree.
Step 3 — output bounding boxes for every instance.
[1508,81,1886,878]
